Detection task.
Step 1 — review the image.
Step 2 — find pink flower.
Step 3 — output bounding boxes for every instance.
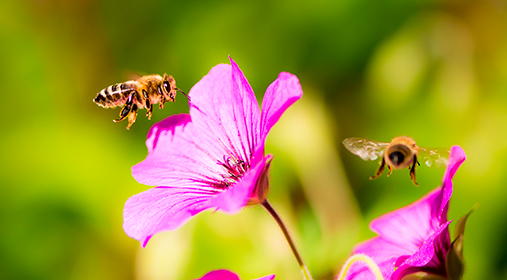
[196,270,275,280]
[346,146,466,280]
[123,57,303,246]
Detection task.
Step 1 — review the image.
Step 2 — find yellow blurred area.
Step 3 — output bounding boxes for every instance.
[1,0,506,279]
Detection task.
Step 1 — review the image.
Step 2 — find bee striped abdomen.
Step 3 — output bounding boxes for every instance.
[94,82,137,108]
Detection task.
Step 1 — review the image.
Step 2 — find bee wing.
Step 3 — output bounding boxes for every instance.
[122,70,144,81]
[342,138,389,161]
[417,146,450,168]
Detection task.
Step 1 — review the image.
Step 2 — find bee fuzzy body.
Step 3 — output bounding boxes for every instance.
[93,74,185,129]
[384,136,418,170]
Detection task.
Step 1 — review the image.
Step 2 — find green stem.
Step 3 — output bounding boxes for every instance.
[261,199,313,280]
[336,253,384,280]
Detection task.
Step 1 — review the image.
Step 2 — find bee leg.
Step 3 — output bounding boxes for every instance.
[113,92,134,123]
[387,165,393,177]
[126,104,138,130]
[159,98,166,109]
[410,155,419,186]
[114,105,131,122]
[369,157,386,180]
[145,99,152,120]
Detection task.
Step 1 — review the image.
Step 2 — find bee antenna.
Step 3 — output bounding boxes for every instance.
[176,88,190,101]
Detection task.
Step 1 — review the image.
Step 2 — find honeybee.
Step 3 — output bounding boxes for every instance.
[93,74,187,129]
[342,136,449,186]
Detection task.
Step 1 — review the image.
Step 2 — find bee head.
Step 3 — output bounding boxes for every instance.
[162,73,176,102]
[386,144,413,169]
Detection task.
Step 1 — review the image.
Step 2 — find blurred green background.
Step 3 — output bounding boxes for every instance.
[1,0,506,279]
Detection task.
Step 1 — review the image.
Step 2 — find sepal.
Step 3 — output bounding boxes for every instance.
[445,204,478,280]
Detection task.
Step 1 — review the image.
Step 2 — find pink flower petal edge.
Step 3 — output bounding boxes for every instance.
[196,270,275,280]
[260,71,303,141]
[438,145,466,223]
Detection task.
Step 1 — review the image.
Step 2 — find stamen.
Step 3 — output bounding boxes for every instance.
[215,156,251,189]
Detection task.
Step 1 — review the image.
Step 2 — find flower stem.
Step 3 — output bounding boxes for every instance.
[261,199,313,280]
[336,253,384,280]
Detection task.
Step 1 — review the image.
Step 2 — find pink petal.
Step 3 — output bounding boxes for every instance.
[144,113,189,154]
[260,72,303,141]
[208,154,272,213]
[346,258,396,280]
[123,186,217,247]
[127,119,272,246]
[197,270,240,280]
[391,221,452,280]
[438,146,466,223]
[133,114,229,188]
[424,228,451,271]
[353,237,412,265]
[188,57,261,169]
[347,237,405,279]
[253,275,276,280]
[196,270,275,280]
[370,188,442,250]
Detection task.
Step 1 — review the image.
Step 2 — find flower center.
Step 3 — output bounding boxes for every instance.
[215,156,250,188]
